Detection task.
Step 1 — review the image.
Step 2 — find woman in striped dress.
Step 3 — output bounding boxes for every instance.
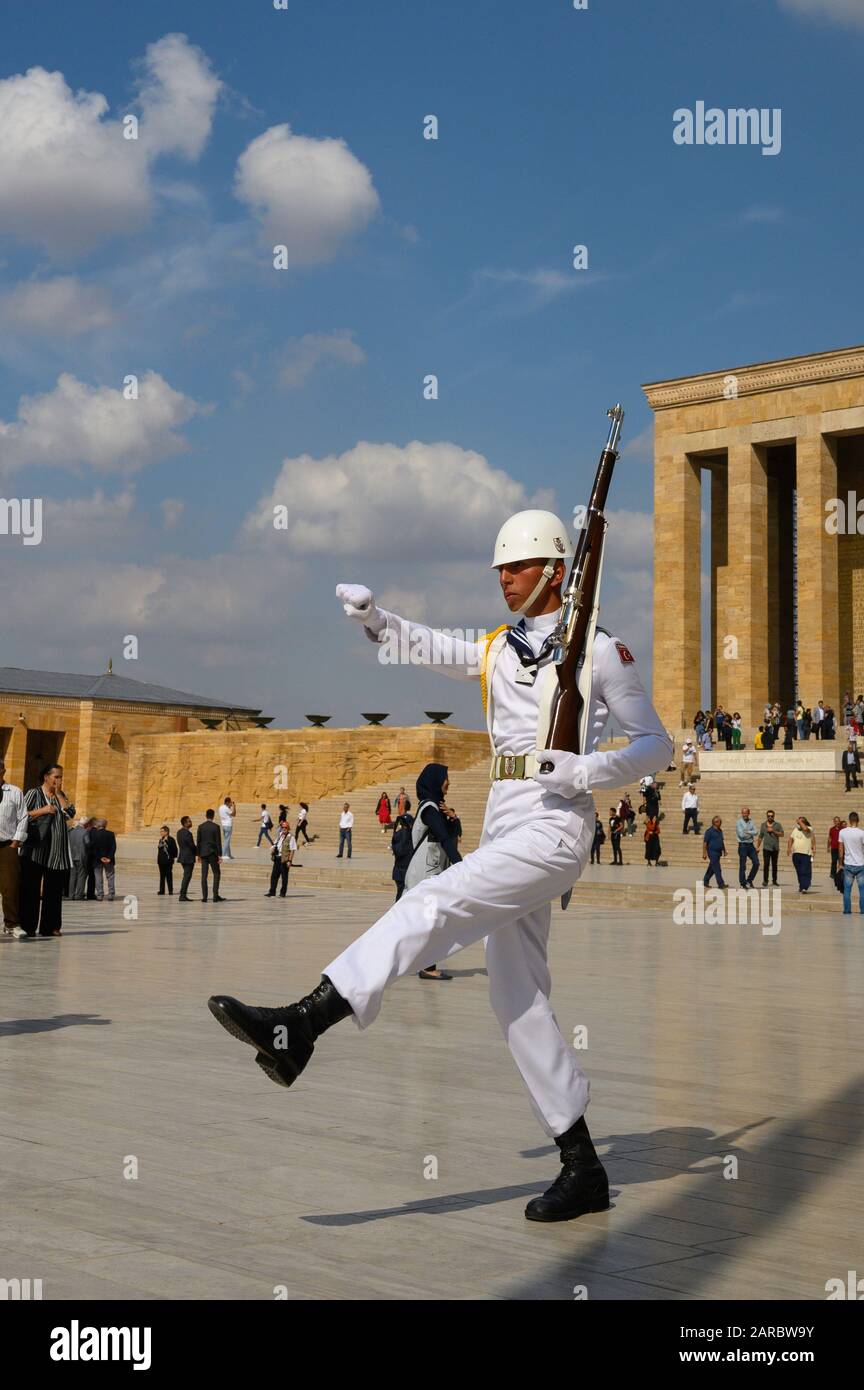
[20,764,76,937]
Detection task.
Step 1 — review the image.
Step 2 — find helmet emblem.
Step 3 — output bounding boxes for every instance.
[553,536,565,552]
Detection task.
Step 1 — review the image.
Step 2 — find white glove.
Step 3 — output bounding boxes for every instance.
[335,583,386,635]
[531,747,590,796]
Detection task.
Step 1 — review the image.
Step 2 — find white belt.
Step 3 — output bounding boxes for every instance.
[490,751,541,782]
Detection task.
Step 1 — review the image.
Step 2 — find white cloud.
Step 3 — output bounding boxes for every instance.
[0,371,202,476]
[0,66,150,256]
[240,440,550,559]
[621,425,653,464]
[0,35,220,258]
[0,549,297,645]
[0,277,115,336]
[43,488,136,543]
[278,330,366,389]
[234,123,380,264]
[160,497,185,529]
[600,509,653,571]
[738,203,785,224]
[135,33,222,160]
[480,267,581,300]
[778,0,864,28]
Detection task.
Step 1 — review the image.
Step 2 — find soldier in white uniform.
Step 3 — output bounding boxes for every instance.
[209,510,671,1221]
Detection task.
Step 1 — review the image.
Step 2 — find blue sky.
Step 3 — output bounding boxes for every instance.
[0,0,861,729]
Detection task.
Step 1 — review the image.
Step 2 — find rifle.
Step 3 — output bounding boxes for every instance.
[539,403,624,770]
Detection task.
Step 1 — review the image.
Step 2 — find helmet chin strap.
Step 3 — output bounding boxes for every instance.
[513,560,557,618]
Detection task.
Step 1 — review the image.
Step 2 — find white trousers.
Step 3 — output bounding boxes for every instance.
[323,817,594,1138]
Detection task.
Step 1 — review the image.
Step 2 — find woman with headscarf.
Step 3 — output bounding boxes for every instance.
[404,763,462,981]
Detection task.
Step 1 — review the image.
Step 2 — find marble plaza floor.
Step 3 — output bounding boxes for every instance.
[0,865,862,1301]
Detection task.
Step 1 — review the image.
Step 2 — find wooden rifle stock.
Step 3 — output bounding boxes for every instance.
[540,405,624,766]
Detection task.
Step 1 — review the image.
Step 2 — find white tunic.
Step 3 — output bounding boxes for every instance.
[368,606,671,846]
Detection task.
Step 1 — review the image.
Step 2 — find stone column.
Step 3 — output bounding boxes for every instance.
[710,462,729,712]
[653,449,702,731]
[722,442,769,729]
[796,427,839,708]
[6,723,27,789]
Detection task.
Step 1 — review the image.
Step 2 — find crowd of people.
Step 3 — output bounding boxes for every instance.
[5,738,863,939]
[585,767,864,910]
[0,759,120,939]
[686,698,864,753]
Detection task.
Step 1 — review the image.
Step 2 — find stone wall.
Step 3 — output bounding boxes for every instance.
[125,725,491,830]
[1,695,200,831]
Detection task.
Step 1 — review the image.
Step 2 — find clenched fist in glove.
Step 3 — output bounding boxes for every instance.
[335,583,387,636]
[531,747,590,796]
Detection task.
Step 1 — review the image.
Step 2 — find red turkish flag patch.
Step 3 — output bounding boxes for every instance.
[615,641,634,664]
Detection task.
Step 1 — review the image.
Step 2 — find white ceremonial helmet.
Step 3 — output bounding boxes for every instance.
[490,509,574,615]
[490,509,574,569]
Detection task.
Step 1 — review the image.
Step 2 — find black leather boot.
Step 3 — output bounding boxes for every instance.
[208,976,352,1088]
[524,1115,610,1222]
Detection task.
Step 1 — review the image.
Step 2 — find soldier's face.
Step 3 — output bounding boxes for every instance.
[497,557,562,611]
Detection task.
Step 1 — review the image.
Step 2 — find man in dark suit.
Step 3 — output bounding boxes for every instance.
[842,742,861,792]
[177,816,196,901]
[196,809,223,903]
[89,818,117,901]
[68,817,93,900]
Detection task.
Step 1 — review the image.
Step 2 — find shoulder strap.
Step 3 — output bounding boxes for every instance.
[410,800,439,855]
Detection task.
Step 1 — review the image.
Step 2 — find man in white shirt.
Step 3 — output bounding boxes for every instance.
[210,508,671,1224]
[218,797,236,859]
[256,805,274,848]
[0,760,28,937]
[337,804,354,859]
[681,784,700,835]
[812,701,824,740]
[679,738,697,786]
[839,811,864,914]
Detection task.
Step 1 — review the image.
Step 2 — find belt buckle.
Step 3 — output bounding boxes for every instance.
[503,755,516,778]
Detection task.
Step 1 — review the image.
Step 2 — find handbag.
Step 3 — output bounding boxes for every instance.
[404,802,449,892]
[21,793,53,859]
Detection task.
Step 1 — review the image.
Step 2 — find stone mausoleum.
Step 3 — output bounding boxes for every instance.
[644,344,864,733]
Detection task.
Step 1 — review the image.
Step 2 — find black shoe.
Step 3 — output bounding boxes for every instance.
[213,896,225,903]
[207,976,353,1089]
[525,1116,610,1222]
[178,896,190,902]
